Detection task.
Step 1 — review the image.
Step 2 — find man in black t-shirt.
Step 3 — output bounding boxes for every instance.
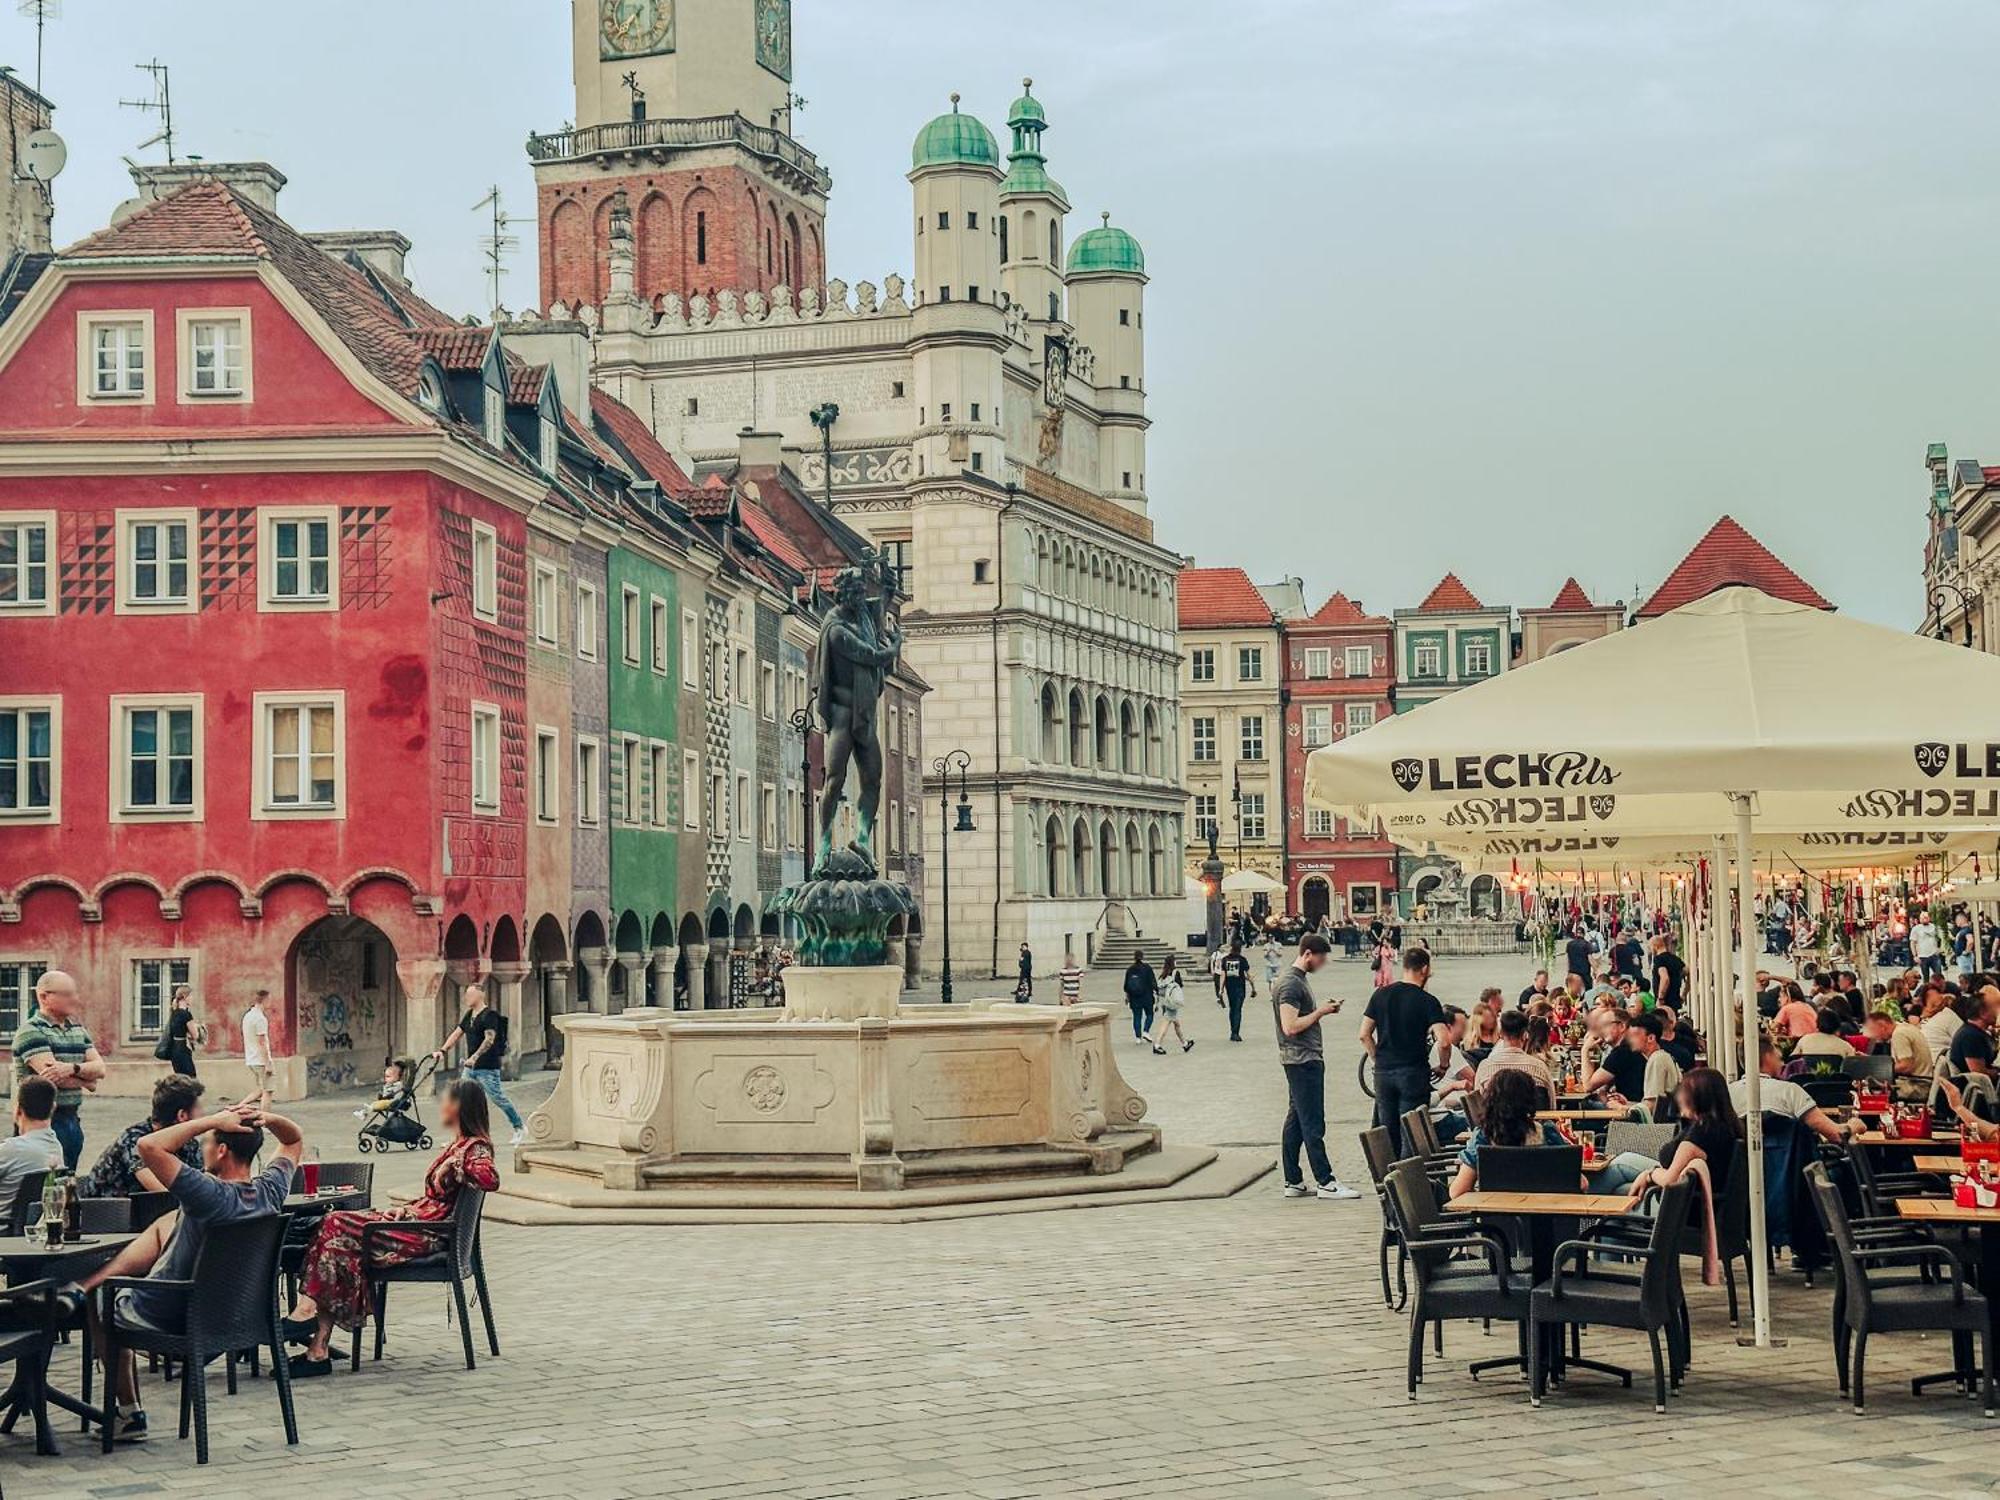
[1359,948,1449,1156]
[1581,1011,1649,1105]
[431,982,526,1144]
[1564,928,1593,983]
[1650,935,1687,1013]
[1517,969,1549,1010]
[1220,942,1255,1042]
[1611,930,1645,982]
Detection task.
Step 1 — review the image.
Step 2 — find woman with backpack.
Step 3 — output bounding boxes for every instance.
[1149,956,1194,1055]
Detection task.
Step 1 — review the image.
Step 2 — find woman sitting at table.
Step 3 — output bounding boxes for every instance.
[1592,1066,1739,1200]
[1449,1069,1570,1199]
[281,1080,499,1375]
[1937,1076,2000,1141]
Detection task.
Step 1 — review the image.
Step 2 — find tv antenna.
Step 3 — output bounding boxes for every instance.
[119,58,176,163]
[472,185,518,319]
[16,0,58,95]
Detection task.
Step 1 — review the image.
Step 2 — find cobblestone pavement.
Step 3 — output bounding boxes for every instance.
[21,952,2000,1498]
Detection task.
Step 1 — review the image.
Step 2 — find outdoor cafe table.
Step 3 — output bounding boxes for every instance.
[1896,1197,2000,1387]
[1913,1155,1969,1174]
[283,1185,370,1214]
[1446,1192,1639,1388]
[0,1231,138,1456]
[1853,1130,1962,1149]
[1536,1111,1624,1123]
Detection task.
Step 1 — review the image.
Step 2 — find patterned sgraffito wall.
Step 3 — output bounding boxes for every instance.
[436,506,527,883]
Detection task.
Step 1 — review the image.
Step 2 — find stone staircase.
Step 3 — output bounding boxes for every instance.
[1089,934,1202,972]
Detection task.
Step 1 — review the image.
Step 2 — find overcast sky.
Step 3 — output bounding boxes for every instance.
[9,0,1995,630]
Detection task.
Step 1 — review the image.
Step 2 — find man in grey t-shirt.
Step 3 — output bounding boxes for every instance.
[1273,934,1361,1200]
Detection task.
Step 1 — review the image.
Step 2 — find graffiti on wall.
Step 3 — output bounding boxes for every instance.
[294,936,393,1074]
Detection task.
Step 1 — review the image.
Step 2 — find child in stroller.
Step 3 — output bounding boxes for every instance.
[353,1054,436,1152]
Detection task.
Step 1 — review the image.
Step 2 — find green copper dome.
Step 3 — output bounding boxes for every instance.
[911,94,1000,170]
[1067,213,1146,274]
[1001,78,1066,203]
[1007,79,1047,130]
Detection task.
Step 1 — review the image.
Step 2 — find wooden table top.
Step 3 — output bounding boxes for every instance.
[1912,1154,1969,1174]
[1447,1191,1635,1216]
[1896,1197,2000,1226]
[1536,1110,1624,1121]
[1852,1130,1961,1147]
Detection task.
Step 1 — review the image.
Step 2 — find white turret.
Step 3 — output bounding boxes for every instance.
[1065,212,1149,506]
[908,94,1006,484]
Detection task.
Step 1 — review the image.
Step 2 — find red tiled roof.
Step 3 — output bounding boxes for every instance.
[738,494,813,573]
[1178,567,1273,629]
[1414,572,1484,613]
[416,325,494,372]
[681,485,734,519]
[507,361,548,405]
[1308,591,1385,626]
[65,184,268,259]
[1547,577,1594,611]
[588,387,693,490]
[1637,515,1832,618]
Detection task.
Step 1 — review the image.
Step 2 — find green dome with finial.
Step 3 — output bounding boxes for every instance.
[1001,77,1066,203]
[911,93,1000,170]
[1067,212,1146,274]
[1007,79,1047,130]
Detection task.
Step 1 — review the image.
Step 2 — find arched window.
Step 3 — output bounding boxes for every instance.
[1073,817,1093,896]
[1148,823,1166,895]
[1094,694,1115,767]
[999,214,1009,262]
[1100,819,1118,897]
[1120,700,1138,772]
[1023,209,1039,261]
[1068,688,1089,765]
[1048,290,1060,322]
[1143,705,1162,777]
[1049,218,1060,265]
[1045,814,1066,896]
[1039,682,1060,764]
[1036,534,1051,591]
[1125,821,1144,899]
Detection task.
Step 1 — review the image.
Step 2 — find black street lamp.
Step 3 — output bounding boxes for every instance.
[807,401,840,508]
[1929,580,1976,649]
[932,749,974,1003]
[789,683,818,868]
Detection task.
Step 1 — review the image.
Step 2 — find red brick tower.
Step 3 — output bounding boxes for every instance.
[530,0,829,313]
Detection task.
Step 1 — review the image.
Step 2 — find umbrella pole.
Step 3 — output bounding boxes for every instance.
[1733,793,1774,1348]
[1709,840,1730,1077]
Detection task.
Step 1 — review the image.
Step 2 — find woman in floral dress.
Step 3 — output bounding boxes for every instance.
[284,1080,499,1375]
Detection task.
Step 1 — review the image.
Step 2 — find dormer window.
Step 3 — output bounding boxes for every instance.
[418,369,447,415]
[483,382,504,448]
[540,414,559,475]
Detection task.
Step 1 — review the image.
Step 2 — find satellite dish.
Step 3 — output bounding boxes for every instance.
[21,128,66,183]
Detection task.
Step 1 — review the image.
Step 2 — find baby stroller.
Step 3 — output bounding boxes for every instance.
[354,1055,438,1153]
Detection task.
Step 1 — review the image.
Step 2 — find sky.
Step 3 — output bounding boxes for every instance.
[7,0,1997,630]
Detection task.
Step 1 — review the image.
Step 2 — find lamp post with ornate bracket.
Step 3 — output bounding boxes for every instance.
[932,749,975,1004]
[1929,579,1976,649]
[808,401,839,507]
[788,683,818,868]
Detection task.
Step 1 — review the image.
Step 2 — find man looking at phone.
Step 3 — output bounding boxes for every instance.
[1273,934,1360,1201]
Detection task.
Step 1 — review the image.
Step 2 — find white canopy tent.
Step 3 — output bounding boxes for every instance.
[1307,586,2000,1347]
[1220,869,1285,895]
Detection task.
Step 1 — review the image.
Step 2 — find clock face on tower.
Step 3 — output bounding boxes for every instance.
[755,0,792,81]
[600,0,676,61]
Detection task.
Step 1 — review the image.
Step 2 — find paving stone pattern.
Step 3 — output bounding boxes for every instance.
[22,953,2000,1498]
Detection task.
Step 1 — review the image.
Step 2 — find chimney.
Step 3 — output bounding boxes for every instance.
[499,320,592,426]
[737,427,785,469]
[129,160,287,212]
[0,73,56,256]
[308,229,413,285]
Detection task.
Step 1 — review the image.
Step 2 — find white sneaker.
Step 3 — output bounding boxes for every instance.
[1316,1181,1362,1201]
[510,1129,525,1145]
[1281,1182,1311,1198]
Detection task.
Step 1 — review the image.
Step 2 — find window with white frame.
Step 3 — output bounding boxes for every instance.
[180,310,248,398]
[1344,645,1372,677]
[1190,716,1216,762]
[1189,647,1215,683]
[470,521,497,621]
[82,313,150,399]
[539,414,558,475]
[681,609,699,688]
[1350,883,1380,916]
[120,511,194,611]
[575,736,601,825]
[0,699,58,821]
[115,696,200,818]
[1240,715,1266,762]
[650,598,668,674]
[649,744,670,827]
[682,750,701,830]
[1413,641,1443,679]
[1237,645,1263,683]
[907,802,919,857]
[127,954,193,1038]
[1306,807,1334,837]
[905,708,917,759]
[261,510,336,608]
[535,726,560,823]
[0,959,47,1037]
[1240,792,1267,841]
[735,771,752,840]
[619,737,641,823]
[761,783,778,850]
[761,662,777,721]
[887,798,900,854]
[1192,793,1217,839]
[1464,639,1493,675]
[483,383,504,449]
[620,587,641,665]
[576,582,599,660]
[0,514,53,614]
[254,693,342,817]
[533,563,559,646]
[470,704,501,812]
[887,704,900,752]
[1304,647,1331,679]
[1346,702,1377,735]
[1301,705,1332,748]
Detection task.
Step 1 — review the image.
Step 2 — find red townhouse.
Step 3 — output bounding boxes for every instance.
[1280,592,1398,924]
[0,179,551,1096]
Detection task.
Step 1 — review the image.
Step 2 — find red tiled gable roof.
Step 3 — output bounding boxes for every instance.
[1414,572,1484,613]
[1637,515,1832,618]
[1547,577,1594,611]
[1308,591,1385,626]
[416,325,493,372]
[507,361,548,406]
[1178,567,1273,629]
[738,494,813,574]
[65,183,268,259]
[588,387,693,490]
[681,485,734,519]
